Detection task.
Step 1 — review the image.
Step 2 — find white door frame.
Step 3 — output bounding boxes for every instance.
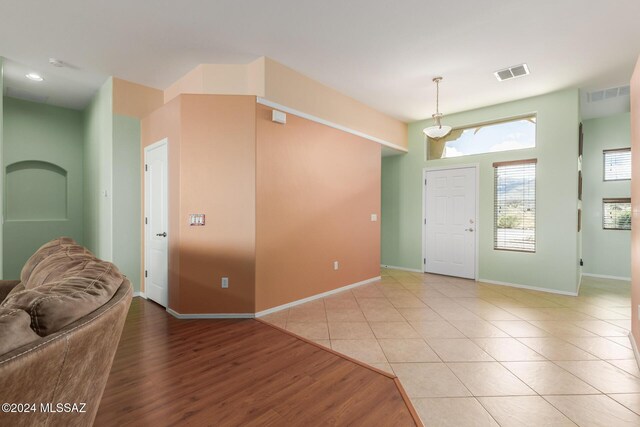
[422,164,480,280]
[144,138,169,305]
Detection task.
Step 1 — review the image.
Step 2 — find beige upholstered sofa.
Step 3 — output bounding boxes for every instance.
[0,237,132,426]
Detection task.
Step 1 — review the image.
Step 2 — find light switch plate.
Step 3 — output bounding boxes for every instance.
[189,214,205,226]
[371,214,378,222]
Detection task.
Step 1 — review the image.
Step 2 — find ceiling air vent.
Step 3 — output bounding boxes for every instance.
[587,85,630,102]
[494,64,530,81]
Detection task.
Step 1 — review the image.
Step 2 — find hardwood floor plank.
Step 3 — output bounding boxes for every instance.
[95,298,419,426]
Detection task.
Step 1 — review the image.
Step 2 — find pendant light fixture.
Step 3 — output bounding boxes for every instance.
[423,77,452,139]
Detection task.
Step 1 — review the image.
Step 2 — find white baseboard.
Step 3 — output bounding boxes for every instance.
[158,276,382,319]
[255,276,381,317]
[582,273,631,281]
[133,291,146,299]
[478,278,579,297]
[380,264,423,273]
[166,308,254,319]
[630,332,640,371]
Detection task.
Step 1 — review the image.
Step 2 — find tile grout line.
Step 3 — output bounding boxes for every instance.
[265,270,638,425]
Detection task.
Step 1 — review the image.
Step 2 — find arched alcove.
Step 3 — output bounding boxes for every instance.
[5,160,68,220]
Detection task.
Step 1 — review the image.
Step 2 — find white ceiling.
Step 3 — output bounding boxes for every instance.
[1,0,639,119]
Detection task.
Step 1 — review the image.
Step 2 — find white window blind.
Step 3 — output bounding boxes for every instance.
[494,159,537,252]
[604,148,631,181]
[603,198,631,230]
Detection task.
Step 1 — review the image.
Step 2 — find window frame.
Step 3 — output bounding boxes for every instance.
[603,148,631,182]
[602,198,631,231]
[427,113,537,160]
[493,158,537,253]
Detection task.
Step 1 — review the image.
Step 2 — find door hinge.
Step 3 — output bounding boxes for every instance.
[145,217,148,225]
[424,218,426,225]
[145,270,148,278]
[423,258,426,264]
[145,164,148,171]
[424,178,427,186]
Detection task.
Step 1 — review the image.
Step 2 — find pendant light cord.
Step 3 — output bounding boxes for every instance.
[435,79,440,115]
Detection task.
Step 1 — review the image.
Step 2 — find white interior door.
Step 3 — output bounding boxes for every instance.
[144,139,169,307]
[424,167,477,279]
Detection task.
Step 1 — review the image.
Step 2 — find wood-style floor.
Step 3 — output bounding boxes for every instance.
[95,298,419,426]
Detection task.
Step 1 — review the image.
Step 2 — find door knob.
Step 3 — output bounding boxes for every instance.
[465,228,474,232]
[156,232,167,237]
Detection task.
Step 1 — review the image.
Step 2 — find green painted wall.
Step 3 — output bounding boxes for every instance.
[113,114,141,292]
[382,89,581,294]
[582,113,631,278]
[83,78,113,261]
[2,97,84,279]
[83,80,142,292]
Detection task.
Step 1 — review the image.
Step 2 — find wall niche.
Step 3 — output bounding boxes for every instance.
[5,160,68,221]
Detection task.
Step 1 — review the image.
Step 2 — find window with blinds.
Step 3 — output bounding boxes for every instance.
[603,198,631,230]
[604,148,631,181]
[494,159,536,252]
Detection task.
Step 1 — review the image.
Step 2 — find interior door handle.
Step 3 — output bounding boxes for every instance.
[156,232,167,237]
[465,228,474,232]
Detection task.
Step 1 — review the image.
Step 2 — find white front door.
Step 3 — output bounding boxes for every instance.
[144,139,169,307]
[424,167,477,279]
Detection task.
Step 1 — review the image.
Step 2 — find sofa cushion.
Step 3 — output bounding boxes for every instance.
[5,282,25,300]
[0,308,41,354]
[25,245,95,290]
[2,259,125,336]
[20,237,78,284]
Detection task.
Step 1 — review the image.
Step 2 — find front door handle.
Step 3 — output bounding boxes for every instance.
[156,232,167,237]
[464,228,474,232]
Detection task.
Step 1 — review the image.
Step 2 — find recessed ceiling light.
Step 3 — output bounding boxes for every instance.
[25,73,44,82]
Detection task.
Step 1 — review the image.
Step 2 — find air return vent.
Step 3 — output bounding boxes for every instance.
[587,85,630,102]
[494,64,530,81]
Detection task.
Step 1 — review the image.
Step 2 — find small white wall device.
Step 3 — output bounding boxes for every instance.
[189,214,205,226]
[272,110,287,124]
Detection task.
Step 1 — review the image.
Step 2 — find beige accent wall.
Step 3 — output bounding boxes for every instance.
[164,59,266,104]
[263,58,407,150]
[141,95,256,314]
[631,56,640,347]
[162,57,407,149]
[113,78,164,119]
[163,66,204,104]
[255,103,381,311]
[246,57,266,97]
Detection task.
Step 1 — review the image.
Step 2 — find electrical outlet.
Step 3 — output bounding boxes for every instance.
[221,277,229,288]
[333,261,339,270]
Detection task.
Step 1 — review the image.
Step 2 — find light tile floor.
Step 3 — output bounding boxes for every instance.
[260,269,640,426]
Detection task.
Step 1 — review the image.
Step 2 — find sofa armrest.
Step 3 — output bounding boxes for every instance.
[0,280,21,302]
[0,279,132,427]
